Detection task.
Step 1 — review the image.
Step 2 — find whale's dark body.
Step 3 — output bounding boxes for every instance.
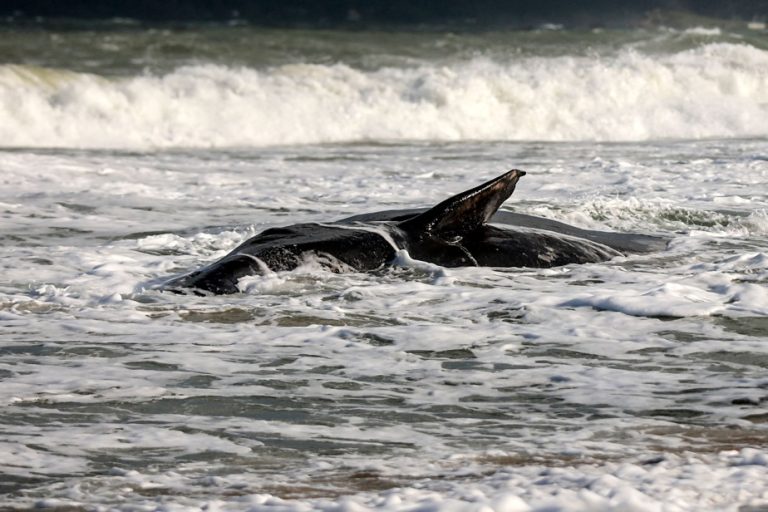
[165,170,666,295]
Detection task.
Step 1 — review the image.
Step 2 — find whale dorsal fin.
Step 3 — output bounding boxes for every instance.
[398,169,526,238]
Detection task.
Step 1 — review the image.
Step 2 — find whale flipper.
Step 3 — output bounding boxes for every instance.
[162,169,666,295]
[398,170,526,238]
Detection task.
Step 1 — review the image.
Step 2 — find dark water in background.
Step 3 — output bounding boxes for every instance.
[2,0,768,28]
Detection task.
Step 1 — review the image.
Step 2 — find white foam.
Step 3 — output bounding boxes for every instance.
[683,26,723,36]
[559,282,726,317]
[2,140,768,511]
[1,43,767,148]
[8,449,767,511]
[391,250,461,287]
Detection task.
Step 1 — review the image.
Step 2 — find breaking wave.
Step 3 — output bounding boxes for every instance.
[1,43,767,148]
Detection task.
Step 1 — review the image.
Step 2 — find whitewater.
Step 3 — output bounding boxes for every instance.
[1,38,768,148]
[1,21,768,512]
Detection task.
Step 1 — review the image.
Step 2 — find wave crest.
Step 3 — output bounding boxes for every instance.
[1,43,767,148]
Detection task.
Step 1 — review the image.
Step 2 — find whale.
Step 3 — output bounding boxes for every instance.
[163,170,666,295]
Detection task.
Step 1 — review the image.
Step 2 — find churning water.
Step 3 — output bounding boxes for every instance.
[1,20,768,511]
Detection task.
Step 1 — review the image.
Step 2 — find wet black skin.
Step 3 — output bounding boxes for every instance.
[166,223,402,295]
[164,170,667,295]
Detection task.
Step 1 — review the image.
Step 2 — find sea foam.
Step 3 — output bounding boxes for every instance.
[1,43,766,149]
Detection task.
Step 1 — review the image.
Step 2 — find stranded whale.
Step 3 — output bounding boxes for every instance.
[164,170,666,295]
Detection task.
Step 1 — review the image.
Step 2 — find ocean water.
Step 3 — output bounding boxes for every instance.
[1,20,768,511]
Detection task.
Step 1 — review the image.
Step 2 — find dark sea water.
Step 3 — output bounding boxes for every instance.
[1,17,767,511]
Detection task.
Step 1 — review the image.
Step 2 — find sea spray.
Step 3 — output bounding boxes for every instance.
[1,43,767,148]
